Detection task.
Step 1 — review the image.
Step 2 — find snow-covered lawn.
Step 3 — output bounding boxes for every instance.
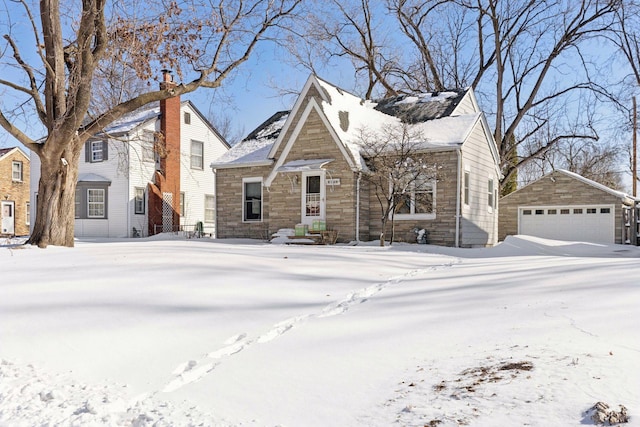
[1,235,638,426]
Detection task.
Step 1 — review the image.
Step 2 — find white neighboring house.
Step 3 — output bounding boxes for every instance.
[30,97,229,238]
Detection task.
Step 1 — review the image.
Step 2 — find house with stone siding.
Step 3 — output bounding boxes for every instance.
[211,75,500,247]
[499,169,636,244]
[30,72,230,238]
[1,147,30,236]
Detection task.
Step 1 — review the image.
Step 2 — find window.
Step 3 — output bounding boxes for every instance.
[75,182,109,219]
[205,195,215,223]
[91,141,104,162]
[548,209,557,215]
[184,112,191,125]
[395,178,435,219]
[587,208,597,214]
[191,140,204,170]
[522,209,532,215]
[141,131,155,162]
[134,188,145,214]
[487,178,495,211]
[12,161,23,181]
[86,140,108,163]
[180,192,185,217]
[560,209,570,214]
[601,208,611,214]
[87,189,106,218]
[463,170,470,206]
[243,178,262,222]
[535,209,544,215]
[573,208,583,214]
[25,202,30,225]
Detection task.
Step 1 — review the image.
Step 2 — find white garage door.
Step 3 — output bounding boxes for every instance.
[518,205,615,243]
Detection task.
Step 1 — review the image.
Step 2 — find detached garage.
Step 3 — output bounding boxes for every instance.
[499,170,636,244]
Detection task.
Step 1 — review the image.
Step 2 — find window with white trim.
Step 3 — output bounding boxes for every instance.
[191,140,204,170]
[395,178,435,219]
[134,187,145,214]
[91,141,104,162]
[87,189,106,218]
[141,131,155,163]
[243,178,263,222]
[12,161,23,181]
[25,202,30,225]
[488,178,495,211]
[463,170,470,206]
[205,195,215,223]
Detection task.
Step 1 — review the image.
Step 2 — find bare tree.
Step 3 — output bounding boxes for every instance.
[392,0,620,190]
[0,0,301,247]
[357,124,439,246]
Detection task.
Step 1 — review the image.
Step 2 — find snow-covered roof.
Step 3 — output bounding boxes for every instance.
[373,90,468,123]
[277,158,334,172]
[213,75,482,171]
[556,169,635,202]
[211,111,288,169]
[101,105,160,135]
[78,173,111,183]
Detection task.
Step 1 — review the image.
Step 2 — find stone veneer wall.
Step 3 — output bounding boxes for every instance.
[499,171,630,244]
[215,165,272,240]
[269,108,358,242]
[367,150,460,246]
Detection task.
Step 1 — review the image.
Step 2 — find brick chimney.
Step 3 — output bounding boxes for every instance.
[148,70,181,235]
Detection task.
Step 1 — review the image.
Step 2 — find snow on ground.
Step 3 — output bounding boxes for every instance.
[1,235,639,426]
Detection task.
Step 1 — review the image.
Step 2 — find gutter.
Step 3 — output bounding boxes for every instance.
[455,148,461,248]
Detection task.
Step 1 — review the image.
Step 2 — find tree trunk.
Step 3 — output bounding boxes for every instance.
[28,146,80,248]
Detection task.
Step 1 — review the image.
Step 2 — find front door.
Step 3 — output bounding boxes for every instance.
[301,172,325,226]
[1,201,15,235]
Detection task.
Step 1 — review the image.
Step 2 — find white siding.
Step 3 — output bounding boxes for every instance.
[460,119,499,247]
[29,101,229,239]
[127,121,159,237]
[76,139,129,237]
[179,103,228,235]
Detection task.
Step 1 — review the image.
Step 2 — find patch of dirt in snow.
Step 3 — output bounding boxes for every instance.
[0,359,234,426]
[365,345,629,427]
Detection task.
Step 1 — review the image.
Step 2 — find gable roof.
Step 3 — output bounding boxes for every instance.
[212,74,496,174]
[211,111,289,168]
[502,169,636,203]
[373,90,469,123]
[0,146,29,162]
[96,101,230,148]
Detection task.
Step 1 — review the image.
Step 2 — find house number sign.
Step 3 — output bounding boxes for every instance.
[326,178,341,186]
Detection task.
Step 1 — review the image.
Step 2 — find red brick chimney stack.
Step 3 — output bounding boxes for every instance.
[148,70,181,235]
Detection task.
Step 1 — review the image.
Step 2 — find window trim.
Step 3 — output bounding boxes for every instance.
[75,182,110,219]
[87,189,106,218]
[141,131,155,163]
[12,161,23,182]
[190,140,204,170]
[488,177,495,213]
[204,194,215,223]
[134,187,145,215]
[463,168,470,207]
[243,177,263,222]
[25,202,30,225]
[394,179,436,221]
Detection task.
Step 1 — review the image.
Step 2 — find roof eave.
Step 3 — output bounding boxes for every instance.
[210,160,274,170]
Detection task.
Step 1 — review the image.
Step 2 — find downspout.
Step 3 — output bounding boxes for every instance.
[455,148,462,248]
[212,168,218,239]
[355,171,361,243]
